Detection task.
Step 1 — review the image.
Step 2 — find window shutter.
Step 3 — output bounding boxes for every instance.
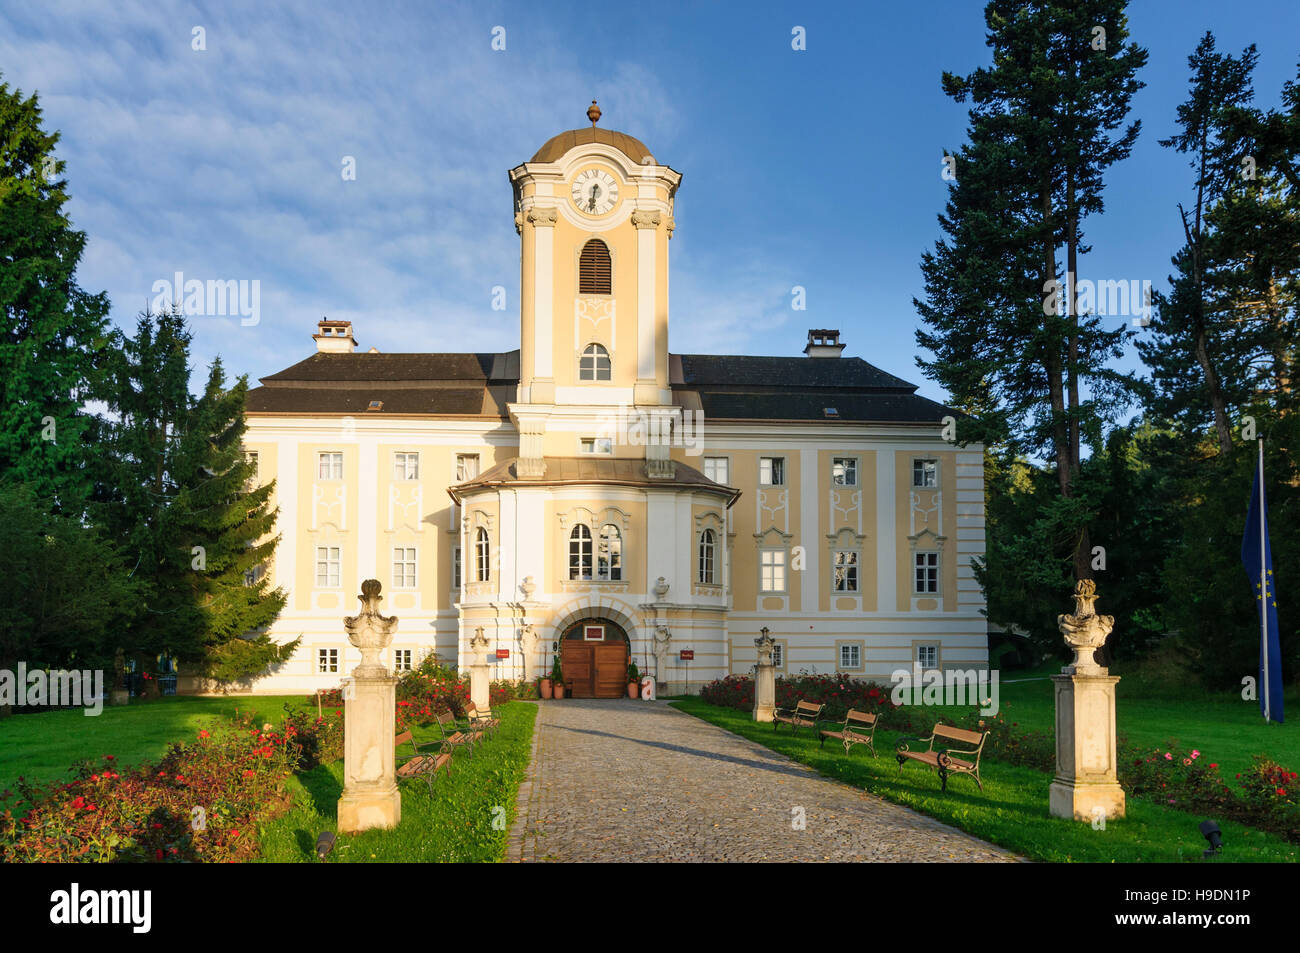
[579,239,612,294]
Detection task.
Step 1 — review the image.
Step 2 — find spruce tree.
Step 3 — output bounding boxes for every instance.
[0,77,112,514]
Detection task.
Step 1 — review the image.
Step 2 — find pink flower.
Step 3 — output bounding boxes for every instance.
[1191,750,1200,759]
[1164,752,1173,761]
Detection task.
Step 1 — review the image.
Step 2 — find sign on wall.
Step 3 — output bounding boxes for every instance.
[496,649,510,659]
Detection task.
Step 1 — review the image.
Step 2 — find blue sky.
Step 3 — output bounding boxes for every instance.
[3,0,1299,407]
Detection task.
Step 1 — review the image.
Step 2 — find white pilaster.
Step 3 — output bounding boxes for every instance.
[876,449,896,612]
[276,437,298,608]
[357,437,378,582]
[800,449,819,612]
[534,222,554,380]
[636,218,656,381]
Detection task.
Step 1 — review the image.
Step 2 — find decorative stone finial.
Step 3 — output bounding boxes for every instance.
[654,576,670,599]
[343,579,398,677]
[587,100,601,126]
[469,626,490,649]
[1058,578,1113,675]
[755,627,775,666]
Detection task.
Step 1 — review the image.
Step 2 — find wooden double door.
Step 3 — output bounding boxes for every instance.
[560,640,629,698]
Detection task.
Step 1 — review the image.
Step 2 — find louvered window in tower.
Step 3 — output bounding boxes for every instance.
[579,239,612,294]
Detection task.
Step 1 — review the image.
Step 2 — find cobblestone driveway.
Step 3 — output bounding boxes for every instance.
[509,699,1018,862]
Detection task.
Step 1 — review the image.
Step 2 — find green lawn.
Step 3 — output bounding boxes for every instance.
[671,696,1299,863]
[0,695,315,794]
[256,702,537,862]
[923,666,1299,780]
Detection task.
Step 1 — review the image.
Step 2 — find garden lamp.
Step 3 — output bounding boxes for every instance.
[1198,820,1223,857]
[315,831,336,860]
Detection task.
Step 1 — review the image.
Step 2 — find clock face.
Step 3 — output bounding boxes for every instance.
[571,168,619,215]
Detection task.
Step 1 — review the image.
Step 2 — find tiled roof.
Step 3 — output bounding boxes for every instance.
[530,128,655,164]
[449,456,738,504]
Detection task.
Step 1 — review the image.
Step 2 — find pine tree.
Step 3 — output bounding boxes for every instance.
[99,309,291,681]
[0,77,112,514]
[916,0,1147,605]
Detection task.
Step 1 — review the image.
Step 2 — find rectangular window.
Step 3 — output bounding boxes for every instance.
[839,643,861,670]
[703,456,729,484]
[394,452,419,481]
[317,648,338,674]
[393,649,413,673]
[759,457,785,486]
[833,551,859,592]
[771,642,784,668]
[832,457,857,486]
[913,458,938,488]
[452,546,461,591]
[917,644,939,671]
[244,450,259,481]
[318,452,343,480]
[243,563,267,588]
[315,546,341,588]
[455,453,480,482]
[579,437,613,455]
[392,546,416,589]
[760,549,786,592]
[914,552,940,594]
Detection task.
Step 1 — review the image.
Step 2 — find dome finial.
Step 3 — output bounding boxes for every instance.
[587,100,601,126]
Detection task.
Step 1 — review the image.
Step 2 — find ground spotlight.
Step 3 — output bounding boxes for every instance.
[1199,820,1223,857]
[315,831,336,860]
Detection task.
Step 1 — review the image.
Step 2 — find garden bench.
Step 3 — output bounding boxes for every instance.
[895,724,988,793]
[394,730,451,794]
[465,701,500,737]
[435,709,482,757]
[773,700,824,733]
[819,708,879,757]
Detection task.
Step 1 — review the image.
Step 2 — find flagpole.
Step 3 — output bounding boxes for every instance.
[1259,437,1270,723]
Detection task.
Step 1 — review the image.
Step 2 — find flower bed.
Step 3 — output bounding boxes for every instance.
[699,673,904,724]
[0,709,343,863]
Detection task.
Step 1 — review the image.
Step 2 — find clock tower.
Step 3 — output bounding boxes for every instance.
[508,103,681,476]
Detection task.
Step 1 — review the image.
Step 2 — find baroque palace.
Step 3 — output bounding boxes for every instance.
[233,104,988,696]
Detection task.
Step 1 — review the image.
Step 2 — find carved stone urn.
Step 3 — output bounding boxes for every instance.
[1057,579,1113,676]
[344,579,398,679]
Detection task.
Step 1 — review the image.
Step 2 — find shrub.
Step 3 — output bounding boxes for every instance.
[699,673,904,725]
[1235,756,1300,841]
[952,708,1055,771]
[0,716,303,863]
[1119,742,1236,814]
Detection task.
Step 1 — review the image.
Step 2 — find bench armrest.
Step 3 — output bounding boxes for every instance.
[894,734,933,752]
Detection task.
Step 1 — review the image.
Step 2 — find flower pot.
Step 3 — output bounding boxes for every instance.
[627,682,639,699]
[553,683,565,699]
[539,678,552,699]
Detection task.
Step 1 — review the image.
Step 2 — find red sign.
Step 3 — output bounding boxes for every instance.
[495,649,510,659]
[679,650,695,661]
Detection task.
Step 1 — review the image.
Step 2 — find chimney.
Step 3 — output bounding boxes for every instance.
[804,328,844,358]
[314,318,357,353]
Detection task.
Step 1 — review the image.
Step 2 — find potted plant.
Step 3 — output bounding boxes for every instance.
[627,659,641,699]
[551,656,565,699]
[539,674,552,699]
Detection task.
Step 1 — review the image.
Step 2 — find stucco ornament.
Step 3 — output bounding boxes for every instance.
[344,579,398,678]
[653,576,670,600]
[520,575,537,600]
[1058,579,1113,676]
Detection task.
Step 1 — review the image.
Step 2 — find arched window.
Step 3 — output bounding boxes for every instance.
[578,238,612,294]
[579,343,611,381]
[598,524,622,581]
[475,528,490,582]
[569,524,592,580]
[699,528,716,584]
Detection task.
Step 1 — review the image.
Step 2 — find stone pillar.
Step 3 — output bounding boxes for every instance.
[338,580,401,834]
[469,626,491,712]
[753,628,776,723]
[1050,580,1126,822]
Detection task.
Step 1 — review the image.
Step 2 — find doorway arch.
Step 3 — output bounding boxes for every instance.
[558,617,630,698]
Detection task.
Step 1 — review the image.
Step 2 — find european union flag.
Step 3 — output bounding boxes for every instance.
[1241,441,1284,723]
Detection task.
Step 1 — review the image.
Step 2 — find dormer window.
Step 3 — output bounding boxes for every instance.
[579,343,612,381]
[578,239,612,295]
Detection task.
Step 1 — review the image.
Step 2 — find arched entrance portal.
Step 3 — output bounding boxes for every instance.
[559,618,629,698]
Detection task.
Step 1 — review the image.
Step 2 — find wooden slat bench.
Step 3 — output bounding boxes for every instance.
[436,709,482,757]
[465,701,500,737]
[819,709,879,757]
[895,724,988,792]
[773,700,824,733]
[394,730,451,794]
